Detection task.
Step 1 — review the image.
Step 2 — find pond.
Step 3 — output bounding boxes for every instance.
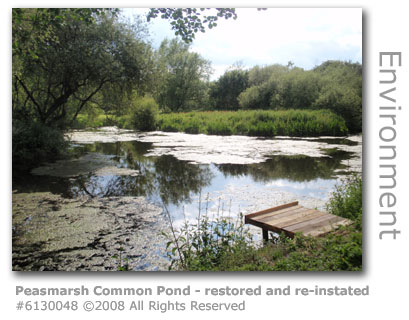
[12,128,362,271]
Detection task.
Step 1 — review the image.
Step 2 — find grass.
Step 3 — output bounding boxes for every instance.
[72,114,132,129]
[73,109,348,137]
[164,174,362,271]
[157,109,348,137]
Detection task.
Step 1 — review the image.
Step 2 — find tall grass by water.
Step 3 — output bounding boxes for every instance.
[73,109,349,137]
[164,175,362,271]
[157,109,348,137]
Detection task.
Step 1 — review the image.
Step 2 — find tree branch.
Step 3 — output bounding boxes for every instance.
[70,79,109,124]
[15,75,43,119]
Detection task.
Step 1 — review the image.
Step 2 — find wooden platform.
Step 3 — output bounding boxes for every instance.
[245,201,351,239]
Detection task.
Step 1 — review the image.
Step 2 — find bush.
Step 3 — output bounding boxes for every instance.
[130,96,159,131]
[72,114,107,129]
[326,174,362,229]
[238,84,271,110]
[12,120,68,169]
[269,230,362,271]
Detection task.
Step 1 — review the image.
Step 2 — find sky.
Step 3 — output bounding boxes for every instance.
[124,8,362,80]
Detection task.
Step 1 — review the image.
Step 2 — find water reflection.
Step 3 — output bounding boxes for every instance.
[69,142,214,206]
[14,139,356,210]
[216,149,352,183]
[154,156,213,205]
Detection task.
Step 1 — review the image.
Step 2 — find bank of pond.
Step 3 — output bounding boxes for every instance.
[76,109,349,137]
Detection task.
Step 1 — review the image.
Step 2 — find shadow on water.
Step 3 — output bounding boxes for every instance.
[13,139,355,209]
[216,149,352,183]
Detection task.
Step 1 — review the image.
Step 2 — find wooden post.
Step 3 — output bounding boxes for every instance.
[262,229,269,241]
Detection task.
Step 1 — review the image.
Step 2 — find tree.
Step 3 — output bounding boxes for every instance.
[235,60,362,133]
[313,84,362,133]
[247,64,288,87]
[154,38,212,112]
[238,84,271,110]
[147,8,237,43]
[238,64,289,109]
[209,67,249,110]
[312,61,362,132]
[12,9,153,128]
[274,67,321,110]
[12,8,115,60]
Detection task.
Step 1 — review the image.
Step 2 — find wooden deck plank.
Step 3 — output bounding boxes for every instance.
[259,208,315,225]
[304,219,352,237]
[284,214,340,233]
[286,215,344,233]
[256,206,305,223]
[274,210,328,228]
[245,202,352,239]
[245,201,298,222]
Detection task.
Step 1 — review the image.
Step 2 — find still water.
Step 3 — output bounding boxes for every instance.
[16,135,360,225]
[12,131,362,270]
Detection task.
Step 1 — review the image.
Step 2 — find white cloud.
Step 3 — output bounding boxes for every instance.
[192,8,362,79]
[125,8,362,80]
[210,64,233,80]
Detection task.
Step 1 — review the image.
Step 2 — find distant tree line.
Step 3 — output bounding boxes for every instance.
[12,8,361,168]
[208,61,362,133]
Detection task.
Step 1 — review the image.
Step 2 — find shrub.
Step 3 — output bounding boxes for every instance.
[12,120,68,169]
[115,115,132,129]
[270,230,362,271]
[326,174,362,229]
[130,96,159,131]
[73,114,107,129]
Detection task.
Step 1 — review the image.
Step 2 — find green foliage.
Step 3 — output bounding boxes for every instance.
[233,61,362,132]
[164,209,254,271]
[275,68,321,110]
[168,224,362,271]
[12,8,117,59]
[147,8,237,43]
[238,83,272,110]
[313,84,362,133]
[238,66,321,111]
[312,61,362,133]
[269,229,362,271]
[12,9,153,128]
[12,8,361,169]
[153,38,211,112]
[248,64,289,87]
[72,114,108,129]
[70,102,108,129]
[130,96,159,131]
[327,174,362,229]
[12,120,68,169]
[209,68,249,110]
[238,64,289,110]
[157,110,348,137]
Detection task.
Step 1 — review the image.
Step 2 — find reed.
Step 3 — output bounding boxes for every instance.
[157,109,348,137]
